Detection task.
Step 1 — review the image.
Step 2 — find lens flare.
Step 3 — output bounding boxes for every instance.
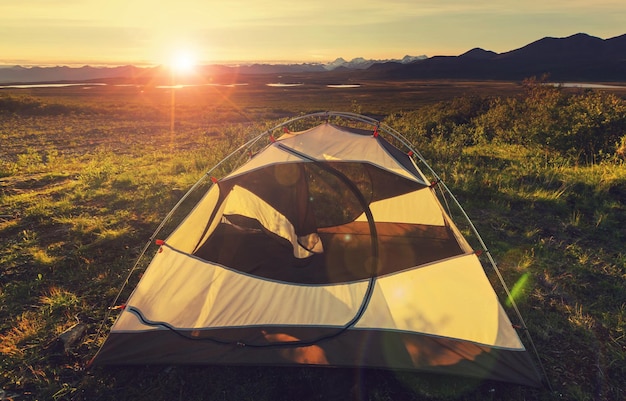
[506,272,530,307]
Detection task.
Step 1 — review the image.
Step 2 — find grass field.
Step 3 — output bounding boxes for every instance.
[1,80,625,400]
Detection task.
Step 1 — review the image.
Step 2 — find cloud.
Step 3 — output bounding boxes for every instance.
[3,0,624,32]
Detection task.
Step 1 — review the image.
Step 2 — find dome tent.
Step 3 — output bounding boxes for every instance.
[91,112,545,387]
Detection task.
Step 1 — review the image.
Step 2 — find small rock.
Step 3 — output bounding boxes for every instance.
[58,323,88,353]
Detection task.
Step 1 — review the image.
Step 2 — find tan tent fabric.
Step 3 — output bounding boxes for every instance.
[167,185,220,252]
[232,124,427,184]
[355,188,445,226]
[112,249,521,350]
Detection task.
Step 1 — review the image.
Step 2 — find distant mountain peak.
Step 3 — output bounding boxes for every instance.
[401,55,426,63]
[566,32,595,39]
[459,48,498,60]
[323,55,427,70]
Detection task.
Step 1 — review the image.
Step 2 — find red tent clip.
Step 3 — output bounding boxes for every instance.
[283,127,290,133]
[475,250,483,256]
[110,304,126,311]
[407,150,414,157]
[270,134,276,143]
[211,177,218,183]
[373,128,379,137]
[156,239,165,253]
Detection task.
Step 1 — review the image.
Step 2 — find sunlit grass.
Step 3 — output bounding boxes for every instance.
[95,225,133,243]
[0,311,43,357]
[39,287,81,317]
[566,303,596,331]
[30,248,58,265]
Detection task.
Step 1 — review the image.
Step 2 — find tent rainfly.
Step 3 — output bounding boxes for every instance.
[91,112,545,387]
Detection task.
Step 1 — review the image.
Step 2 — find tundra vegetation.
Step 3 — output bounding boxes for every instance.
[0,77,625,400]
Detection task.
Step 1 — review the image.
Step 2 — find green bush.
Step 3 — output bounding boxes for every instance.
[392,77,626,164]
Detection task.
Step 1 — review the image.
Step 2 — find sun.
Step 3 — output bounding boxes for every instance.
[170,50,197,74]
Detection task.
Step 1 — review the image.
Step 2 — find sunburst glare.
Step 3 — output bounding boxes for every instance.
[170,49,197,74]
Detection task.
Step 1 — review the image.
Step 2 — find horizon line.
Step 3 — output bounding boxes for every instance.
[0,55,433,69]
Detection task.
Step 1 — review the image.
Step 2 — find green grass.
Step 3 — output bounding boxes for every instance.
[1,82,625,400]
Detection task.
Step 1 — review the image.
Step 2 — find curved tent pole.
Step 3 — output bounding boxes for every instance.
[100,110,535,338]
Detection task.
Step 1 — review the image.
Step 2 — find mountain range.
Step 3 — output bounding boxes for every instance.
[0,56,427,84]
[363,33,626,81]
[0,33,624,84]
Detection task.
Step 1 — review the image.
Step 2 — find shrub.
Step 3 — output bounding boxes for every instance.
[423,77,626,164]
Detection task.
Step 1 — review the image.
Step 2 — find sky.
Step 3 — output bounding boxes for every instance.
[1,0,625,66]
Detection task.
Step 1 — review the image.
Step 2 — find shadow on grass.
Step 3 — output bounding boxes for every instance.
[74,365,539,401]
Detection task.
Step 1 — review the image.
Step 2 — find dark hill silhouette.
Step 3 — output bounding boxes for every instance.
[366,33,626,81]
[501,33,608,61]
